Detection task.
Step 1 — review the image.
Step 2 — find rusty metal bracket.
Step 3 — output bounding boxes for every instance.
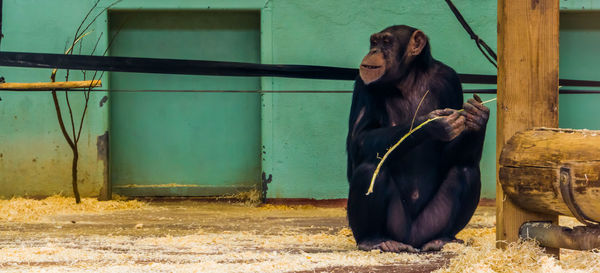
[560,167,598,226]
[520,221,600,250]
[261,172,272,203]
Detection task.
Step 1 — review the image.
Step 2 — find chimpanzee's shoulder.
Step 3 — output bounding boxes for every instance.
[431,60,460,84]
[430,60,463,108]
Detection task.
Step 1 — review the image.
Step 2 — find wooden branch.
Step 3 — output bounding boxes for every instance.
[0,80,101,90]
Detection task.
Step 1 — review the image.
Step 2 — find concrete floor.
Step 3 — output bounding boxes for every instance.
[0,199,492,272]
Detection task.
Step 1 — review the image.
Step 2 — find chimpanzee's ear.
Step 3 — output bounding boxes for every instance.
[408,30,427,56]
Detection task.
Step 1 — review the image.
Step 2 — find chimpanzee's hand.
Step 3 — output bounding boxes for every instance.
[425,108,466,142]
[462,94,490,132]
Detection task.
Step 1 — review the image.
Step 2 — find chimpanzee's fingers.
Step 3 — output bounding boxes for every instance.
[457,115,466,127]
[401,244,418,253]
[448,110,462,121]
[436,108,456,117]
[428,109,447,119]
[463,101,483,116]
[453,116,466,135]
[467,98,489,113]
[473,94,482,103]
[389,242,400,253]
[449,112,465,125]
[463,111,477,122]
[465,120,479,130]
[377,242,390,252]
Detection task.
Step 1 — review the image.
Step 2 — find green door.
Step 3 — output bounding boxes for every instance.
[109,11,261,196]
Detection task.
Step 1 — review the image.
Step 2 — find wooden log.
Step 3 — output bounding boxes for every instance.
[497,0,560,254]
[500,128,600,224]
[0,80,101,90]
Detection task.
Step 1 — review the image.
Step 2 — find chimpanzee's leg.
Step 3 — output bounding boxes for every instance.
[347,164,387,248]
[448,168,481,235]
[382,189,419,252]
[348,164,417,253]
[407,166,481,251]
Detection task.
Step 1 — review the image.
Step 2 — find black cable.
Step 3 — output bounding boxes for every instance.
[1,51,600,87]
[0,0,3,50]
[444,0,498,68]
[2,89,600,94]
[0,51,358,81]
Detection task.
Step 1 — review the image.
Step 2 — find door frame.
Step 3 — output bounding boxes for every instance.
[93,0,273,198]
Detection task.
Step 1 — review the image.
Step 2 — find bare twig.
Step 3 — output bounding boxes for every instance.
[76,4,128,143]
[49,0,121,204]
[64,90,77,140]
[83,32,105,81]
[78,0,123,39]
[366,97,497,195]
[70,0,100,53]
[410,90,430,131]
[50,91,75,150]
[51,31,92,79]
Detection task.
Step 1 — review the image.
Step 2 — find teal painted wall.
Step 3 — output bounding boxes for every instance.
[559,12,600,130]
[109,10,262,196]
[0,0,109,197]
[0,0,599,199]
[262,0,499,199]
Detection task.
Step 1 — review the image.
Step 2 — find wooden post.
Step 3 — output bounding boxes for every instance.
[497,0,560,255]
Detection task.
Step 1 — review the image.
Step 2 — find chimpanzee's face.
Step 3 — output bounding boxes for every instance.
[359,26,425,86]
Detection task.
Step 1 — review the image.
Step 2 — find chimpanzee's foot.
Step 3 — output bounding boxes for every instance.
[421,237,463,252]
[358,239,418,253]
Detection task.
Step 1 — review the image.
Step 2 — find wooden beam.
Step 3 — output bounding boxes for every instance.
[497,0,559,255]
[0,80,101,90]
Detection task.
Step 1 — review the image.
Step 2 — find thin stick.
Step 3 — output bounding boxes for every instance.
[457,98,497,112]
[365,97,497,195]
[51,31,92,78]
[0,80,101,90]
[410,90,430,131]
[70,0,100,53]
[76,12,128,142]
[366,116,442,195]
[65,89,77,141]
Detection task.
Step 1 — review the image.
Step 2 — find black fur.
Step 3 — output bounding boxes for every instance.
[346,25,487,251]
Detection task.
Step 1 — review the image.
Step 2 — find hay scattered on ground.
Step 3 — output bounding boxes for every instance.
[259,204,318,210]
[0,195,146,222]
[435,217,600,273]
[218,189,263,206]
[0,228,436,273]
[1,198,600,272]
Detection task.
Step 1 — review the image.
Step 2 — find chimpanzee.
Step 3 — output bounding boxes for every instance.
[346,25,489,252]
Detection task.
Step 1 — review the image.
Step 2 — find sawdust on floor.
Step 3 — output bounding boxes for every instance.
[0,196,599,272]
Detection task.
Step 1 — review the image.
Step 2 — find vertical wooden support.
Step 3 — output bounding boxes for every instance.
[497,0,560,255]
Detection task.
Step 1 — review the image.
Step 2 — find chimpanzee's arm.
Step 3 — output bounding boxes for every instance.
[347,82,437,167]
[442,72,489,165]
[354,120,433,161]
[444,130,486,165]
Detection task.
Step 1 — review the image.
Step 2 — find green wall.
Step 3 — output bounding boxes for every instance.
[0,0,109,197]
[0,0,599,199]
[262,0,499,199]
[109,10,263,196]
[559,12,600,130]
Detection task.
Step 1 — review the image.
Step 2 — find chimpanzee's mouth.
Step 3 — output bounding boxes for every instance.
[361,64,381,69]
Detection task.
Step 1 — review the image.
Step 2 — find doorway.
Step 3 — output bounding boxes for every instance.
[109,10,261,196]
